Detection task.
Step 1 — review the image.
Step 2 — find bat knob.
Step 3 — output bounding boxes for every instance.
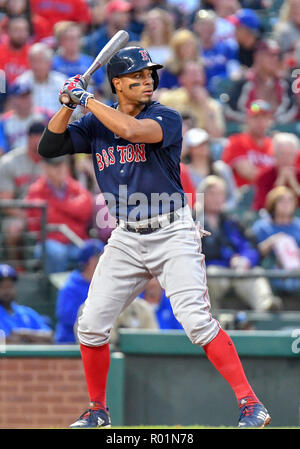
[60,93,70,104]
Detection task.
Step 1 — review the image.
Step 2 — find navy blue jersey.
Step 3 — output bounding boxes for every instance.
[68,101,185,221]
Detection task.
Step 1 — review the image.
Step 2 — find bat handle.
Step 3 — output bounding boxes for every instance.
[81,74,91,88]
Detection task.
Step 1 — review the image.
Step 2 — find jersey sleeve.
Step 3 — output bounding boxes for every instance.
[67,113,94,154]
[146,104,182,149]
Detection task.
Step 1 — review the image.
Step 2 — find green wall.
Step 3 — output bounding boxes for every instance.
[119,330,300,427]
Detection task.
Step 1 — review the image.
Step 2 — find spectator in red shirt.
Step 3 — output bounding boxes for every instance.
[225,38,299,125]
[180,162,196,209]
[29,0,91,37]
[253,132,300,211]
[0,121,45,271]
[0,0,50,44]
[0,16,31,85]
[26,155,94,273]
[222,99,274,188]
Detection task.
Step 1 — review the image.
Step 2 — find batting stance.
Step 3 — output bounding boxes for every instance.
[38,46,271,428]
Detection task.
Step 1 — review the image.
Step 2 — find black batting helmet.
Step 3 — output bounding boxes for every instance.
[107,46,163,93]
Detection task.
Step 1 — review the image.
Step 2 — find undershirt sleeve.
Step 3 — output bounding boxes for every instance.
[38,127,75,158]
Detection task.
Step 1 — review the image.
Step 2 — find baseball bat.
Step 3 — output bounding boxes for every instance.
[60,29,129,104]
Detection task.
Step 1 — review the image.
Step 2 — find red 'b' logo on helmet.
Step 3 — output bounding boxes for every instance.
[139,49,149,61]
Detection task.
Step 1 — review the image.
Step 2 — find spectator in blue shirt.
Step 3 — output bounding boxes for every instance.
[0,264,53,343]
[198,175,282,311]
[52,21,105,92]
[228,8,262,68]
[54,239,105,343]
[141,277,183,330]
[193,9,239,96]
[83,0,140,58]
[252,186,300,293]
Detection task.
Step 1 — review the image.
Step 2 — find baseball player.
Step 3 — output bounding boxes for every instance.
[38,46,271,428]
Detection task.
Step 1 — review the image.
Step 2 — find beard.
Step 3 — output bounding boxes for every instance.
[138,97,153,107]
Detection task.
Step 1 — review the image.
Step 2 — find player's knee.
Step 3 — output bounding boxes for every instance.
[183,318,220,347]
[76,309,110,346]
[77,326,110,346]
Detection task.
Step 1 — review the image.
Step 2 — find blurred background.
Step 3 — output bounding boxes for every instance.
[0,0,300,429]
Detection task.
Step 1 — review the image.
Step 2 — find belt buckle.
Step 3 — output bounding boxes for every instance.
[136,222,157,234]
[135,224,145,233]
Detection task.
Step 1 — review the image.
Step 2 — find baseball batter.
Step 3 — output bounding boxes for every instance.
[38,46,271,428]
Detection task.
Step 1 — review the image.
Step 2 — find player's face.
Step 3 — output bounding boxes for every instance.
[114,68,154,105]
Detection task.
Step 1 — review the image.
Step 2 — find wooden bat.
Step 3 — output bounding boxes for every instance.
[60,29,129,104]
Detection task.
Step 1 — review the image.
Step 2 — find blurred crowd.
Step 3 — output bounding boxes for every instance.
[1,0,300,344]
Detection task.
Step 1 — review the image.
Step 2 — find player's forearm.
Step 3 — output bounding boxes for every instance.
[48,106,74,133]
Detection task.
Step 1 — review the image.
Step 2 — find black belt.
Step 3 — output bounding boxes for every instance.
[119,211,176,234]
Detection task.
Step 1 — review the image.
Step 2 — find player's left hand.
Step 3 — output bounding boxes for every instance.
[64,74,88,90]
[59,74,93,108]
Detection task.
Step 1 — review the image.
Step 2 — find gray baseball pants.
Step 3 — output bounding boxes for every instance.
[77,205,220,347]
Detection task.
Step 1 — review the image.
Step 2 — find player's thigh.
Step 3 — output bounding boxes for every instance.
[78,229,151,345]
[153,224,219,346]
